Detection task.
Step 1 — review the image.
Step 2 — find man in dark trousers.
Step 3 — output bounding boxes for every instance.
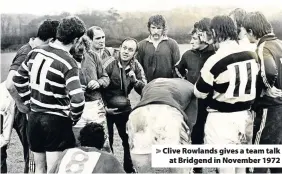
[103,37,146,173]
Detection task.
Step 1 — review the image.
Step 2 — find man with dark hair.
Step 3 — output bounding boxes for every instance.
[86,26,112,63]
[103,37,146,173]
[4,19,59,173]
[229,8,256,51]
[229,8,247,40]
[175,17,215,174]
[12,16,86,173]
[49,123,125,173]
[137,14,180,82]
[243,12,282,174]
[175,18,215,83]
[194,15,259,174]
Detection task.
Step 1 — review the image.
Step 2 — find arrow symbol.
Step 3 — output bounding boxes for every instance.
[156,149,161,154]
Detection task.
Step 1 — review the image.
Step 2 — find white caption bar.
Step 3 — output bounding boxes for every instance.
[152,145,282,168]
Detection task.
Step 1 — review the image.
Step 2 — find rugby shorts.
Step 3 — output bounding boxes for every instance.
[204,110,254,144]
[28,112,75,152]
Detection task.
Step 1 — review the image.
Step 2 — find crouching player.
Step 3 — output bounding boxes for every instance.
[127,78,197,173]
[49,122,125,173]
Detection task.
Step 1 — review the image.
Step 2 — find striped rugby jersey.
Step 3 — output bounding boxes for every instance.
[13,41,85,121]
[194,40,259,112]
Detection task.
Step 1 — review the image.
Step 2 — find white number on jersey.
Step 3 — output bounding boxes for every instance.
[30,54,53,90]
[58,148,101,174]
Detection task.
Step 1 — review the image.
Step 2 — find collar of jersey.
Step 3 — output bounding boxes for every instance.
[49,41,71,53]
[145,35,168,43]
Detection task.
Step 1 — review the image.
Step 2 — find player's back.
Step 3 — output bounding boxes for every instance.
[197,40,259,112]
[24,43,80,116]
[49,147,125,173]
[137,78,194,110]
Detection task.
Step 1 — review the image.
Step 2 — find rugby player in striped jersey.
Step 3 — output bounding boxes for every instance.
[194,15,259,174]
[13,16,86,173]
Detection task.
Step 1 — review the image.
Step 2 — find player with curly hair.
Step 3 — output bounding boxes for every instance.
[13,16,86,173]
[137,15,180,82]
[194,15,259,174]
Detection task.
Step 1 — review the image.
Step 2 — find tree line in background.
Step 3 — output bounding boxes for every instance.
[2,6,282,51]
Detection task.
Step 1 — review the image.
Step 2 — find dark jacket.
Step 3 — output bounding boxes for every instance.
[255,33,282,107]
[103,57,147,108]
[175,44,215,84]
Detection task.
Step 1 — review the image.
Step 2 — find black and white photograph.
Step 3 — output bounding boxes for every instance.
[1,0,282,173]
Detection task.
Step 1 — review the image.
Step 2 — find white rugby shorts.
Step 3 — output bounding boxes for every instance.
[204,110,254,144]
[74,99,106,128]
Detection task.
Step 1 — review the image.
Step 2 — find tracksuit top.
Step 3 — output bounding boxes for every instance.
[255,33,282,107]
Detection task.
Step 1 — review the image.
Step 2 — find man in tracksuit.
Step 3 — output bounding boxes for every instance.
[103,38,146,173]
[243,11,282,173]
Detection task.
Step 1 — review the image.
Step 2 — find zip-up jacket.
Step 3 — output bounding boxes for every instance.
[103,57,147,108]
[80,50,110,101]
[255,33,282,107]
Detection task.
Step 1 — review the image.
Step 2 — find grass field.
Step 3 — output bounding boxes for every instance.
[0,44,191,173]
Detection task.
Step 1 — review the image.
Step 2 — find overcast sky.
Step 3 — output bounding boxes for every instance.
[1,0,282,15]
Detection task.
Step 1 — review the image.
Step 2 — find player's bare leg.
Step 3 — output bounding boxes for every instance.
[32,151,46,173]
[46,151,61,172]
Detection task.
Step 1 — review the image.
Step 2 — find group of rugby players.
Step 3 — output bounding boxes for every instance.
[1,7,282,174]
